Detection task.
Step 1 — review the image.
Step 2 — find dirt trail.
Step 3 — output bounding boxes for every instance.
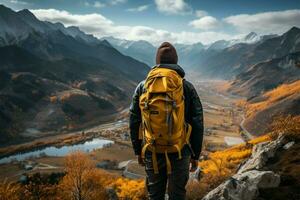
[240,115,254,140]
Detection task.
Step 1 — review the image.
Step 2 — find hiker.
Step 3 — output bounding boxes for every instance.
[129,42,204,200]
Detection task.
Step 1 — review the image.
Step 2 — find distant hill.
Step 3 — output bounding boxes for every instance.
[102,37,157,67]
[0,5,149,145]
[103,32,275,69]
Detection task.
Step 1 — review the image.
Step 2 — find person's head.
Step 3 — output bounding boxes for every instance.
[156,42,178,65]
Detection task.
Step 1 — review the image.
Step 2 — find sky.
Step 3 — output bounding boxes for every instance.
[1,0,300,45]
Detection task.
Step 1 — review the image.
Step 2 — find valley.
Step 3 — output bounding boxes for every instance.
[0,79,248,182]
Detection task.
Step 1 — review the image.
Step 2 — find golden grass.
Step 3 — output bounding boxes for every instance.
[0,179,20,200]
[199,134,270,175]
[49,96,58,103]
[246,80,300,118]
[270,115,300,141]
[113,178,146,200]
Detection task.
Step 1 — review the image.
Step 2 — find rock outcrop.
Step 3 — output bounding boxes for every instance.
[202,134,295,200]
[202,170,280,200]
[237,134,286,174]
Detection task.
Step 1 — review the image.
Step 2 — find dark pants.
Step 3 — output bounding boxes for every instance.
[145,147,190,200]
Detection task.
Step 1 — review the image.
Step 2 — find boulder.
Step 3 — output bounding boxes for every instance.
[202,170,280,200]
[283,141,295,150]
[238,134,286,174]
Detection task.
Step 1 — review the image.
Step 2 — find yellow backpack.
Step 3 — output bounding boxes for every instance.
[139,67,192,174]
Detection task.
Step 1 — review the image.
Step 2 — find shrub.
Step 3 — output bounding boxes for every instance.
[112,178,146,200]
[0,179,21,200]
[269,115,300,140]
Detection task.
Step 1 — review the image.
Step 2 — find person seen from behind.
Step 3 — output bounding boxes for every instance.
[129,42,204,200]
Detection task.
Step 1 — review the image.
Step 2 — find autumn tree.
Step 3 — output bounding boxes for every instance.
[59,151,108,200]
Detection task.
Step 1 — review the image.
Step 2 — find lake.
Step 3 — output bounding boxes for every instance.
[0,138,113,164]
[224,136,244,146]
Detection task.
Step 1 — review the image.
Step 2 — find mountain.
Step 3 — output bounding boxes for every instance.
[102,37,156,66]
[174,42,207,67]
[207,32,268,51]
[0,5,149,80]
[242,32,260,43]
[198,27,300,78]
[0,5,101,45]
[0,5,33,44]
[0,5,149,145]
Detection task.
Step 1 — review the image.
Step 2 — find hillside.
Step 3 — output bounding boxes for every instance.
[0,5,150,145]
[0,45,141,145]
[229,51,300,98]
[242,80,300,135]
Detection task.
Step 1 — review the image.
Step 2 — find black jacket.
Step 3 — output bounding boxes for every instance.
[129,64,204,160]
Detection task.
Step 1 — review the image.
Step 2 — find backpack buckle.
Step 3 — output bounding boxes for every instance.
[145,101,149,109]
[172,101,176,108]
[150,139,155,145]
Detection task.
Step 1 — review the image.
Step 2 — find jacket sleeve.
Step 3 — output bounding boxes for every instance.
[189,84,204,160]
[129,82,143,156]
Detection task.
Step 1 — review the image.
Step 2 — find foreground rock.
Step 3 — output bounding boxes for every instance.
[202,170,280,200]
[202,134,297,200]
[238,134,286,174]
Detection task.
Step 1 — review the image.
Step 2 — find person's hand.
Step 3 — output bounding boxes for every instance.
[190,159,198,172]
[137,155,145,166]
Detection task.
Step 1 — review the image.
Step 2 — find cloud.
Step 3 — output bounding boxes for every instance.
[154,0,191,15]
[224,9,300,34]
[93,1,106,8]
[127,4,149,12]
[31,8,232,45]
[195,10,208,18]
[109,0,126,6]
[189,16,220,30]
[31,9,113,32]
[9,0,28,5]
[84,1,106,8]
[84,0,125,8]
